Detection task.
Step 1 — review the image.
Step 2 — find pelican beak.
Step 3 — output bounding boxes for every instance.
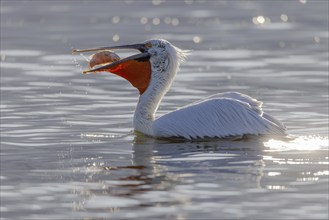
[72,43,147,53]
[72,43,150,73]
[72,43,152,94]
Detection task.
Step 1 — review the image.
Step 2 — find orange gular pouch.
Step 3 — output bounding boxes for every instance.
[105,60,151,95]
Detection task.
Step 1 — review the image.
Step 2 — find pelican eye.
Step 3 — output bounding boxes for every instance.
[145,42,152,48]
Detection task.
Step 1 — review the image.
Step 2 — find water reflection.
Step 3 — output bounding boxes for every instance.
[66,134,328,219]
[132,135,266,187]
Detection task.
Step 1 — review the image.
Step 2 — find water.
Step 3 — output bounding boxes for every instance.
[1,1,328,219]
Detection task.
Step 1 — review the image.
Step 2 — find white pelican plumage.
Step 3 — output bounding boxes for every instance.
[73,39,286,139]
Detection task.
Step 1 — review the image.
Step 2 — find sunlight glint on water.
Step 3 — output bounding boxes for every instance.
[264,136,329,151]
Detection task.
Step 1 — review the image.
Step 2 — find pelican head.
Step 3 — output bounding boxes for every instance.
[73,39,187,95]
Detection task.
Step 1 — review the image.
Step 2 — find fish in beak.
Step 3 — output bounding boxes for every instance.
[72,43,152,94]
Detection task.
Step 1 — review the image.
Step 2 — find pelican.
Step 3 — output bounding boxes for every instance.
[73,39,286,139]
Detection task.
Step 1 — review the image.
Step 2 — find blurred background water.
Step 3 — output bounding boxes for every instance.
[1,0,328,219]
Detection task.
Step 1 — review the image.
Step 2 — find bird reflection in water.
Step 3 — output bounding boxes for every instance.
[73,133,328,216]
[92,135,269,198]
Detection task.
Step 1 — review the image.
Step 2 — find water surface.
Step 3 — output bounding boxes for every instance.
[1,1,328,219]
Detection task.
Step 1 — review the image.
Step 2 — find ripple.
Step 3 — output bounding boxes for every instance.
[0,50,43,56]
[2,62,73,74]
[254,22,295,30]
[84,196,140,209]
[195,49,269,59]
[157,153,236,162]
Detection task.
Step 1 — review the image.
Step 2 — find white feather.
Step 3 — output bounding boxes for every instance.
[152,97,285,139]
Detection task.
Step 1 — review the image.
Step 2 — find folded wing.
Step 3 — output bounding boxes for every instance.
[153,93,286,139]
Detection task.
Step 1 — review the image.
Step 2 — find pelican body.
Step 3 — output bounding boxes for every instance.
[73,39,286,139]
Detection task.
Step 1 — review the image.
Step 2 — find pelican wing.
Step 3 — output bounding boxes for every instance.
[153,95,286,139]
